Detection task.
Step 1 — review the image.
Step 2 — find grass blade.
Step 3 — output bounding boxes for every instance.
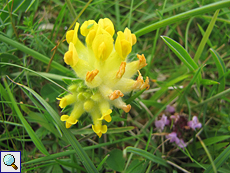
[204,144,230,173]
[15,82,98,172]
[123,147,169,168]
[197,136,217,173]
[161,36,198,71]
[3,78,49,156]
[0,34,72,75]
[135,1,230,37]
[210,48,226,92]
[194,10,219,63]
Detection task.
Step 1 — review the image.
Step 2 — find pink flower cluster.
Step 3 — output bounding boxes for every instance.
[155,106,202,148]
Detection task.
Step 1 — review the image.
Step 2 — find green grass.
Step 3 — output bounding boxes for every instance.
[1,0,230,172]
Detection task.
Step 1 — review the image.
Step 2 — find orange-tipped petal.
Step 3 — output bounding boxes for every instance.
[116,62,126,79]
[86,69,99,82]
[137,54,147,69]
[109,90,124,100]
[133,71,144,89]
[141,77,150,90]
[122,104,131,113]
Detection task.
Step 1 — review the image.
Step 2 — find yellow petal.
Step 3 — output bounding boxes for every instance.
[115,31,132,60]
[64,42,79,67]
[80,20,97,36]
[104,114,111,122]
[59,94,77,108]
[98,18,115,36]
[124,28,136,46]
[72,22,80,45]
[59,97,67,108]
[66,30,74,43]
[101,125,107,133]
[66,122,72,128]
[92,124,100,133]
[92,32,113,61]
[131,34,137,45]
[61,115,70,121]
[98,109,112,122]
[96,132,102,138]
[86,29,97,45]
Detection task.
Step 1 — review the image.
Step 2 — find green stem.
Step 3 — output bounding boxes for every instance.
[0,34,72,75]
[135,0,230,37]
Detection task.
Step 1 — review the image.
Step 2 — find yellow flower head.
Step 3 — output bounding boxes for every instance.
[58,18,149,138]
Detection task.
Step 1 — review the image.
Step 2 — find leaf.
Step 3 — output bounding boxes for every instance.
[11,81,98,172]
[135,1,230,37]
[3,79,49,156]
[41,84,62,102]
[204,144,230,173]
[200,79,220,85]
[52,164,63,173]
[123,147,169,168]
[210,48,226,92]
[106,149,125,172]
[194,136,230,149]
[194,10,219,63]
[97,154,110,171]
[126,159,145,173]
[0,35,72,75]
[161,36,198,71]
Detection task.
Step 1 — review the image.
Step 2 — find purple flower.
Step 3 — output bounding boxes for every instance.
[155,114,170,130]
[166,132,180,143]
[170,114,180,123]
[188,116,202,130]
[166,132,187,148]
[177,139,187,148]
[166,105,175,114]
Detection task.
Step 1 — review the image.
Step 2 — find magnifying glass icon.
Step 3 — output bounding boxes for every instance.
[3,154,18,170]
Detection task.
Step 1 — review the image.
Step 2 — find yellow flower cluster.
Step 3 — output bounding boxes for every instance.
[58,18,149,137]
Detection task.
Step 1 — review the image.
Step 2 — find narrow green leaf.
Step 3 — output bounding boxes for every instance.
[161,36,198,71]
[1,62,68,92]
[193,87,230,107]
[150,73,191,101]
[194,136,230,149]
[0,35,72,75]
[200,79,220,85]
[197,23,213,48]
[23,135,143,166]
[3,78,49,156]
[197,136,217,173]
[210,48,226,92]
[97,154,110,171]
[178,66,203,108]
[204,144,230,173]
[65,0,77,19]
[123,147,169,168]
[71,126,134,135]
[194,10,219,63]
[16,83,98,172]
[135,1,230,37]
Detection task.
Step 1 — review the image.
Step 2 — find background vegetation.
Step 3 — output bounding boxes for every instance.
[1,0,230,172]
